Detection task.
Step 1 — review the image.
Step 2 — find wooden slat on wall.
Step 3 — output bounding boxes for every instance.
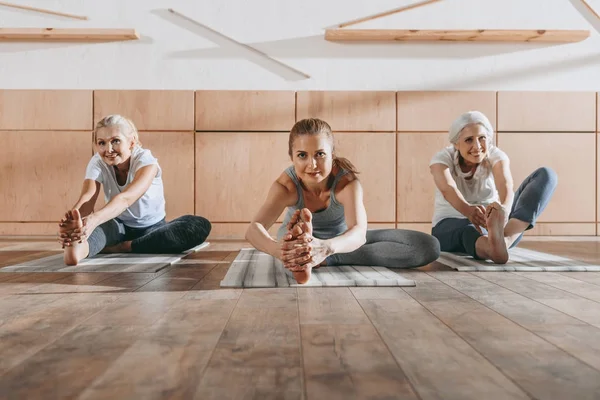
[498,91,596,132]
[195,132,290,222]
[397,91,497,132]
[195,91,295,131]
[397,133,448,223]
[296,91,396,132]
[138,132,195,219]
[499,132,595,223]
[335,132,396,222]
[0,90,92,130]
[93,90,194,131]
[0,131,92,221]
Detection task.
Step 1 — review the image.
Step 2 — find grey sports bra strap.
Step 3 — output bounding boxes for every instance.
[330,168,349,204]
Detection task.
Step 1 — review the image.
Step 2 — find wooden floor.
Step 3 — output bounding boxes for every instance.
[2,238,600,399]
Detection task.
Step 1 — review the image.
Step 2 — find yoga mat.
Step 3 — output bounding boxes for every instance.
[437,247,600,272]
[0,242,210,273]
[220,248,416,287]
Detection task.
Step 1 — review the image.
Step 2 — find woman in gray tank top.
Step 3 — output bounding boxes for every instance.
[245,118,440,284]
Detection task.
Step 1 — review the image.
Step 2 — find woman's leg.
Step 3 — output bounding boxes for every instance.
[64,216,126,265]
[130,215,212,254]
[505,167,558,248]
[432,218,485,258]
[327,229,440,269]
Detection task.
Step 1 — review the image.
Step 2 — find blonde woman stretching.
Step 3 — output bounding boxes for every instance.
[246,118,440,284]
[430,111,557,264]
[59,115,211,265]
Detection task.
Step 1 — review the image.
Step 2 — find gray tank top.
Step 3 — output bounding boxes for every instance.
[277,166,349,240]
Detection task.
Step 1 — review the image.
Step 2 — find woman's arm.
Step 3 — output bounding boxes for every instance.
[84,164,158,232]
[430,163,486,229]
[325,179,367,254]
[491,159,514,210]
[72,179,101,218]
[245,179,296,258]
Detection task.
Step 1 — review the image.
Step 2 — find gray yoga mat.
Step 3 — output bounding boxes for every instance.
[437,246,600,272]
[220,248,416,287]
[0,242,210,273]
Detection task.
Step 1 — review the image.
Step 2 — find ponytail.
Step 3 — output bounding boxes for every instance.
[333,156,359,178]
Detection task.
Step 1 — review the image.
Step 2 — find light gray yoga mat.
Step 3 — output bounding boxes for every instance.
[220,248,416,287]
[438,246,600,272]
[0,242,210,273]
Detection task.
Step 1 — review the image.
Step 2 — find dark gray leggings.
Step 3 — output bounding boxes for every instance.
[87,215,211,257]
[325,229,440,269]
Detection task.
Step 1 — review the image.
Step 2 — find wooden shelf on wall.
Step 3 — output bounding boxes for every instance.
[0,28,139,42]
[324,29,590,43]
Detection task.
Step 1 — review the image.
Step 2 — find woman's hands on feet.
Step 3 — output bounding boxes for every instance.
[467,205,487,233]
[280,208,333,284]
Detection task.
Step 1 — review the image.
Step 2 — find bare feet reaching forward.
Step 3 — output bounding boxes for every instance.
[485,202,509,264]
[60,209,89,266]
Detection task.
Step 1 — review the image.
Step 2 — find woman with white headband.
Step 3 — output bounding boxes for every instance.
[429,111,557,264]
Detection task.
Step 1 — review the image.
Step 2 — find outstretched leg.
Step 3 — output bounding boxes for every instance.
[505,167,558,248]
[130,215,211,254]
[328,228,440,269]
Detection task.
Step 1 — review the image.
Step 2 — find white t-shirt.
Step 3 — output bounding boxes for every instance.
[429,145,509,226]
[84,146,166,228]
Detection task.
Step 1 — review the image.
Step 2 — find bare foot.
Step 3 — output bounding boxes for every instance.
[486,203,509,264]
[63,209,89,266]
[291,208,322,283]
[101,241,132,254]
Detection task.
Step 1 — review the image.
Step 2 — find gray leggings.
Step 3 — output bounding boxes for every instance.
[87,215,211,258]
[325,229,440,269]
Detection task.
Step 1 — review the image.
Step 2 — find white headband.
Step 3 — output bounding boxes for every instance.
[448,111,494,144]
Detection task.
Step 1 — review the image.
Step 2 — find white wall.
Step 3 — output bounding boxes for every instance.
[1,0,600,90]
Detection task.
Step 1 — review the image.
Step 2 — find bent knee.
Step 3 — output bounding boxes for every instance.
[413,232,441,266]
[535,167,558,187]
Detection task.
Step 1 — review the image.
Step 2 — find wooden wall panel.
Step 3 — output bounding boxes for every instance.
[397,133,448,222]
[0,223,59,236]
[195,132,290,222]
[0,131,91,221]
[498,132,595,223]
[94,90,194,131]
[195,91,295,131]
[296,91,396,131]
[334,133,396,222]
[0,90,92,130]
[397,91,497,132]
[138,132,195,220]
[525,223,596,236]
[498,91,596,132]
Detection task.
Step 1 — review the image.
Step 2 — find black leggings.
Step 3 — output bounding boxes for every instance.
[87,215,211,257]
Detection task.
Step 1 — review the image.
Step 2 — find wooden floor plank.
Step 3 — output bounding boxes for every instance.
[194,289,303,399]
[190,251,238,291]
[300,287,419,399]
[78,299,237,400]
[355,286,530,400]
[397,271,600,400]
[555,272,600,286]
[513,272,600,303]
[0,293,123,377]
[429,271,600,373]
[472,272,600,328]
[91,272,160,292]
[0,324,144,399]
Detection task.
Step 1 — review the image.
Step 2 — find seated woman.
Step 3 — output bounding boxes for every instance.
[429,111,557,264]
[245,118,440,284]
[59,114,211,265]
